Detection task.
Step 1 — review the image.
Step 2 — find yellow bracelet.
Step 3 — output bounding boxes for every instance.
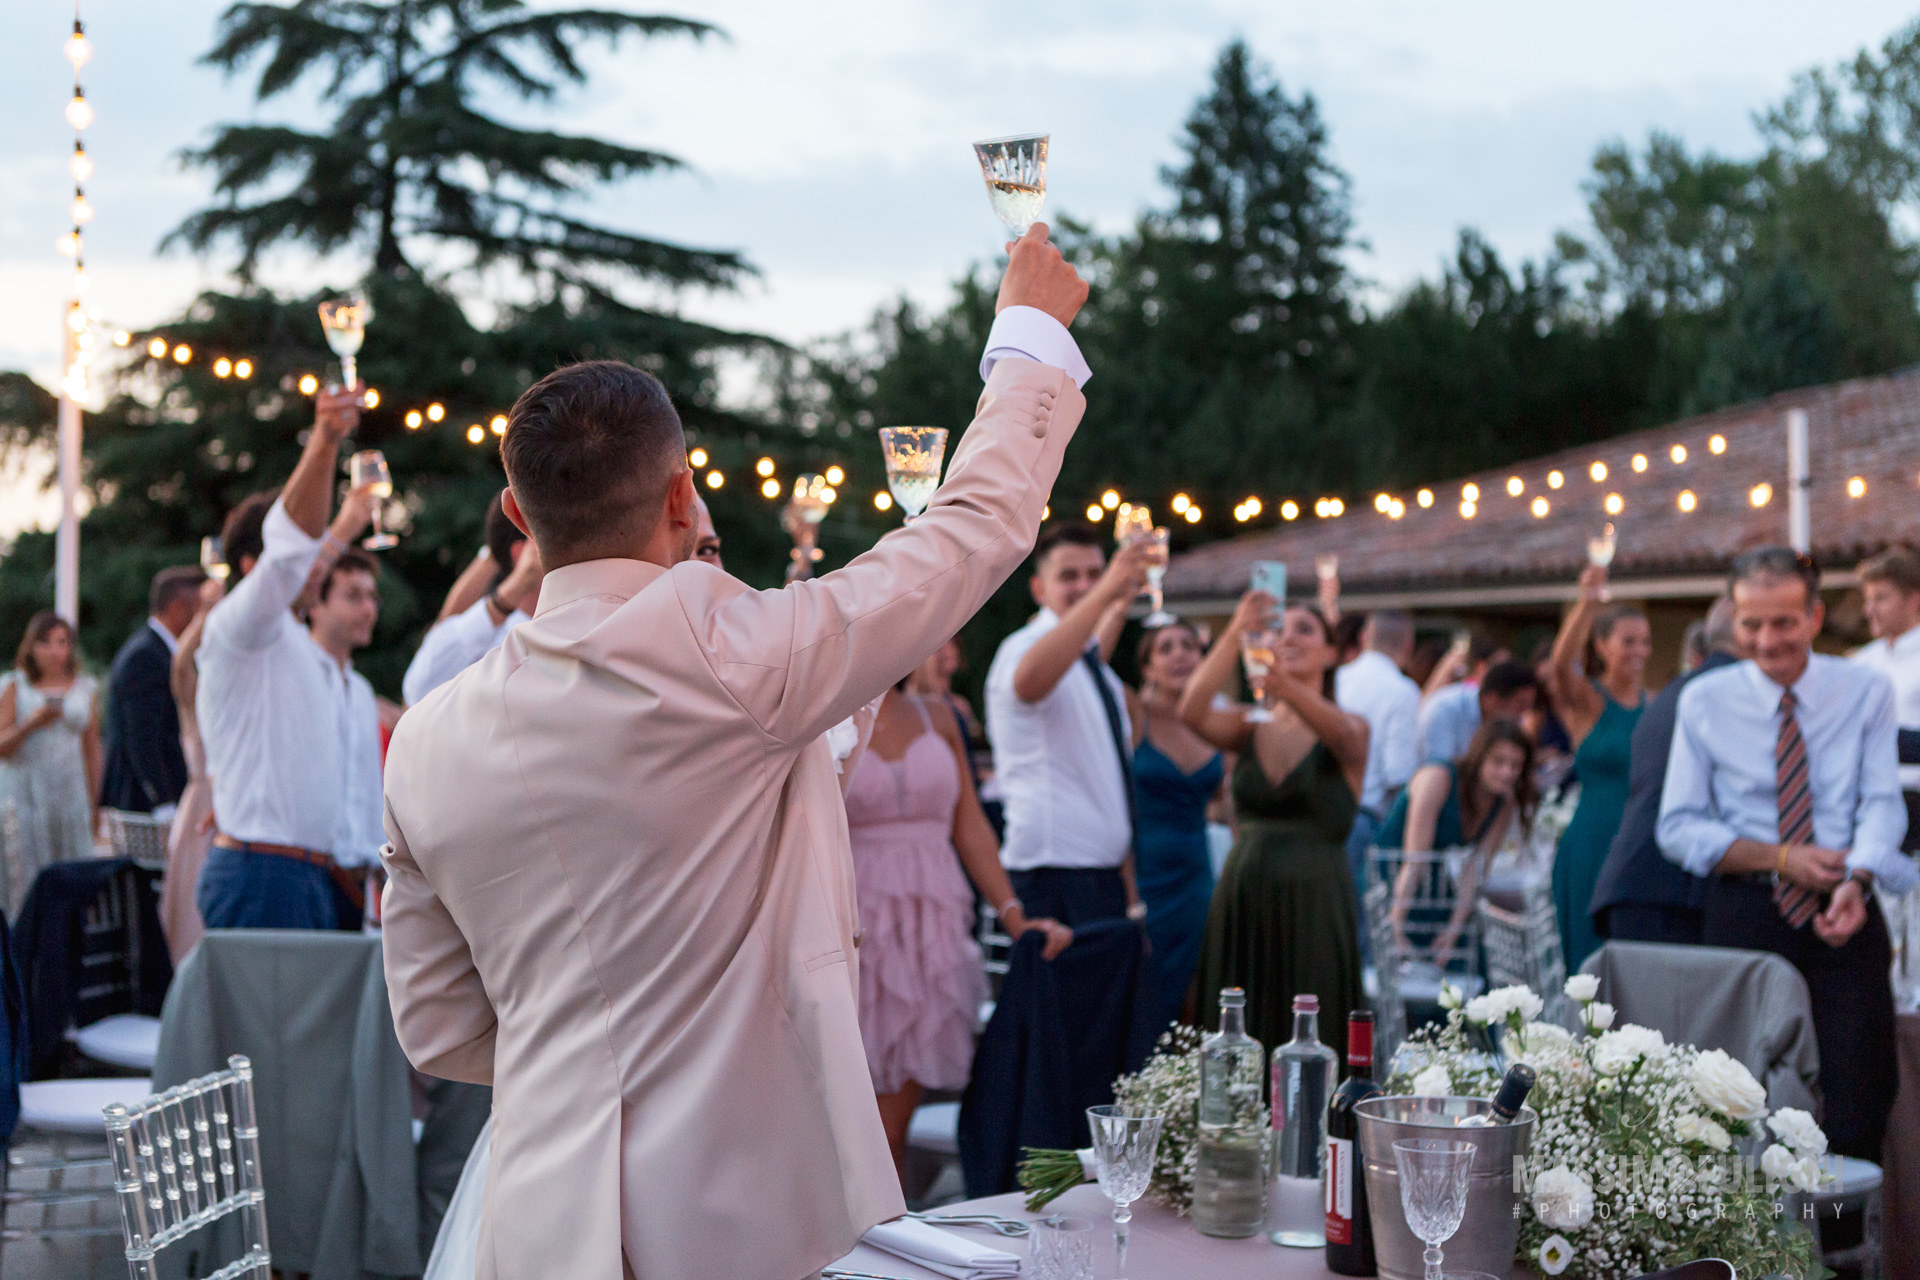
[1777,843,1789,875]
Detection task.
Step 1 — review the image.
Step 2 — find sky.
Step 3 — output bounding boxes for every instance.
[2,0,1918,532]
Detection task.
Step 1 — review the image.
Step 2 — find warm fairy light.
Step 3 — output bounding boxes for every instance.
[213,358,232,378]
[1847,476,1867,498]
[1531,496,1549,518]
[705,470,724,489]
[1416,489,1433,508]
[111,330,129,347]
[1506,476,1524,496]
[56,231,79,258]
[875,492,894,511]
[1171,494,1191,514]
[1460,500,1477,519]
[298,373,320,396]
[405,410,423,429]
[466,425,484,444]
[1547,470,1564,489]
[1605,492,1624,515]
[426,402,446,422]
[66,93,93,131]
[825,465,845,486]
[147,337,167,358]
[761,478,781,499]
[1590,461,1607,482]
[172,344,191,364]
[688,447,708,468]
[1461,483,1479,502]
[1678,490,1696,512]
[1374,493,1392,513]
[1314,499,1329,517]
[1183,506,1202,523]
[1709,434,1727,454]
[1750,483,1771,507]
[1101,490,1121,510]
[1326,498,1343,517]
[1234,505,1250,523]
[65,30,93,70]
[755,457,775,477]
[1387,499,1405,519]
[1085,503,1104,521]
[490,416,507,436]
[1631,453,1648,472]
[1243,496,1261,517]
[1670,444,1687,464]
[1280,500,1299,520]
[70,146,93,183]
[360,386,377,406]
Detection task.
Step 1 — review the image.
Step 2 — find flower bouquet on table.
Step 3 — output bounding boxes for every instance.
[1390,977,1830,1280]
[1019,1025,1231,1215]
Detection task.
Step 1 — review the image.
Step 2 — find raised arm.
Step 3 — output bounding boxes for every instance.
[170,579,222,720]
[1012,544,1150,704]
[1545,566,1608,742]
[1178,592,1272,753]
[436,548,498,625]
[1267,658,1370,794]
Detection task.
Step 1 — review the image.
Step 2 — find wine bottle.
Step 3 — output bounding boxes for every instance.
[1324,1010,1383,1276]
[1489,1063,1537,1123]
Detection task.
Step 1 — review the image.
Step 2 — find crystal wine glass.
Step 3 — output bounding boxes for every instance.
[1028,1215,1094,1280]
[1142,527,1174,627]
[973,134,1048,238]
[1392,1138,1475,1280]
[782,474,832,580]
[1586,521,1616,601]
[877,427,947,523]
[200,535,230,584]
[1086,1106,1162,1279]
[1240,628,1277,724]
[350,449,398,550]
[1113,503,1152,547]
[317,292,372,392]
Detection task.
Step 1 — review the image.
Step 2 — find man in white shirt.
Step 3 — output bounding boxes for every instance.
[305,548,387,929]
[1659,546,1915,1158]
[1853,545,1920,850]
[403,496,544,705]
[196,384,377,931]
[1416,634,1509,763]
[985,524,1150,925]
[1336,609,1421,904]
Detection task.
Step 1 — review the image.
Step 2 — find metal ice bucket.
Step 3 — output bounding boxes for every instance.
[1355,1095,1535,1280]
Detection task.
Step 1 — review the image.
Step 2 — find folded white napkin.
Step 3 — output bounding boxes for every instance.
[862,1218,1021,1279]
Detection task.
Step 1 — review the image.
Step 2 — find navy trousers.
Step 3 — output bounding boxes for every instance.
[197,848,338,931]
[1007,867,1128,927]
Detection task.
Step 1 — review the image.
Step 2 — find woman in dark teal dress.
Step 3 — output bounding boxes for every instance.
[1178,590,1370,1051]
[1543,563,1651,970]
[1128,622,1224,1022]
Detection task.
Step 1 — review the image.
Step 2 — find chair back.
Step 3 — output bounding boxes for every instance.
[976,902,1013,978]
[1477,879,1572,1028]
[103,1053,270,1280]
[1363,846,1492,1064]
[103,810,171,869]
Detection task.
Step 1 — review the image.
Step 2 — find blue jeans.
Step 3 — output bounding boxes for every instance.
[197,847,338,930]
[1345,809,1380,965]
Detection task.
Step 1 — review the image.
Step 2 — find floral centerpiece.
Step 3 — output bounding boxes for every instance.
[1390,978,1830,1280]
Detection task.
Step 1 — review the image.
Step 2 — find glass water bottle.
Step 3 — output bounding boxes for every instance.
[1269,994,1338,1247]
[1192,987,1269,1238]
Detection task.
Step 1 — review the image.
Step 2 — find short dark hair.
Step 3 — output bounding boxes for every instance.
[500,361,686,555]
[220,489,282,580]
[1031,523,1104,572]
[317,548,381,603]
[1479,659,1539,703]
[1729,545,1820,609]
[150,565,208,616]
[1467,632,1504,668]
[483,492,525,589]
[1365,609,1413,653]
[1859,546,1920,596]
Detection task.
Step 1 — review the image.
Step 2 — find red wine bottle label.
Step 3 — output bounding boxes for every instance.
[1347,1018,1373,1070]
[1324,1136,1353,1244]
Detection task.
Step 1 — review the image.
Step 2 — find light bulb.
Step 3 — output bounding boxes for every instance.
[1506,476,1524,496]
[1531,496,1549,518]
[1631,453,1648,473]
[426,402,445,421]
[755,457,775,477]
[490,414,508,435]
[1374,493,1391,513]
[213,358,232,378]
[71,194,94,224]
[874,492,893,511]
[405,410,423,429]
[1280,500,1299,520]
[66,93,93,131]
[172,344,191,364]
[234,359,253,379]
[69,147,92,182]
[55,231,80,257]
[1677,490,1696,512]
[361,387,378,407]
[1416,489,1433,508]
[467,425,485,444]
[1243,497,1260,516]
[1184,506,1201,523]
[65,28,93,70]
[1085,504,1103,522]
[825,465,845,486]
[688,447,708,467]
[1547,470,1564,489]
[1847,476,1866,498]
[761,478,781,499]
[1171,494,1191,514]
[705,470,724,489]
[1605,492,1624,515]
[1590,461,1607,482]
[1670,444,1687,464]
[1709,435,1727,455]
[1101,490,1120,510]
[147,338,167,358]
[1462,483,1480,502]
[298,373,319,395]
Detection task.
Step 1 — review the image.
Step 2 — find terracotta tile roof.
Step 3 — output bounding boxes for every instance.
[1165,365,1920,605]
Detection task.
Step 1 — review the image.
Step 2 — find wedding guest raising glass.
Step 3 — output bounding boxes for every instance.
[1587,521,1616,601]
[350,449,399,550]
[200,535,230,584]
[1086,1106,1162,1279]
[317,291,372,392]
[878,427,948,523]
[1142,527,1174,627]
[1392,1138,1475,1280]
[973,134,1048,238]
[1240,628,1277,724]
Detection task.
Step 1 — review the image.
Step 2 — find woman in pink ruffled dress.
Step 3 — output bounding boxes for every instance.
[844,682,1071,1178]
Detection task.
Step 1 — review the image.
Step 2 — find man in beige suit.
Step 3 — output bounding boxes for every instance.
[381,226,1091,1280]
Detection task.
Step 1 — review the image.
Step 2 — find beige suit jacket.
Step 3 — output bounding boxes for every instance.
[381,357,1084,1280]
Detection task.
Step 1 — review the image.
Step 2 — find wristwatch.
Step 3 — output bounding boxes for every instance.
[487,590,513,620]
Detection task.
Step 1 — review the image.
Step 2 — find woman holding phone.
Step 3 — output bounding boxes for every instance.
[0,612,102,915]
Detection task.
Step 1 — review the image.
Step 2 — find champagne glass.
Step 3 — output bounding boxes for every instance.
[1113,503,1152,547]
[317,291,373,392]
[200,535,230,584]
[1240,629,1277,724]
[782,474,832,580]
[350,449,399,550]
[1587,522,1616,601]
[973,134,1048,238]
[1142,527,1174,627]
[1315,553,1339,583]
[1086,1106,1161,1279]
[1392,1139,1475,1280]
[877,427,947,523]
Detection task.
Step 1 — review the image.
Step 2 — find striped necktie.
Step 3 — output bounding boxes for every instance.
[1773,689,1820,928]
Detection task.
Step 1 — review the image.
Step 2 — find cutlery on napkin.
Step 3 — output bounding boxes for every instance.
[862,1217,1021,1280]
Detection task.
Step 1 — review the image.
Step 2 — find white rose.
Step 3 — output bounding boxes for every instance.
[1581,1001,1615,1032]
[1504,1021,1575,1068]
[1411,1064,1452,1097]
[1760,1143,1797,1184]
[1466,984,1545,1025]
[1531,1164,1595,1230]
[1538,1233,1574,1276]
[1589,1024,1668,1075]
[1767,1107,1829,1157]
[1673,1112,1732,1152]
[1690,1049,1768,1121]
[1564,973,1600,1002]
[1438,981,1464,1011]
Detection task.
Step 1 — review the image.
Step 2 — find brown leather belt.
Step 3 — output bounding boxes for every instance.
[212,836,366,912]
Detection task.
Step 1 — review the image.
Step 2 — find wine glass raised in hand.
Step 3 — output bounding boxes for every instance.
[317,292,373,393]
[1240,629,1277,724]
[1392,1139,1475,1280]
[973,134,1048,238]
[782,474,833,580]
[1586,522,1616,601]
[878,427,947,523]
[200,535,230,584]
[1143,527,1174,627]
[350,449,398,550]
[1086,1106,1162,1280]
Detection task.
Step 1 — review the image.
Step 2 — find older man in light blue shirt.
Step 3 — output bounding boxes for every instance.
[1658,546,1913,1158]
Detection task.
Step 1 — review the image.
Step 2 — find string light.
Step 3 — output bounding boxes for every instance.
[1750,483,1771,507]
[1416,489,1433,508]
[688,447,708,468]
[1461,483,1479,502]
[1709,435,1727,454]
[1183,506,1202,523]
[1460,500,1476,519]
[1100,490,1121,510]
[426,403,445,421]
[146,338,166,358]
[1085,503,1103,521]
[1280,500,1299,520]
[406,410,423,429]
[1374,493,1392,513]
[755,457,775,477]
[297,373,319,395]
[234,358,253,379]
[1631,453,1649,472]
[1590,461,1608,482]
[761,478,781,499]
[1531,496,1549,518]
[1605,493,1624,515]
[466,425,484,443]
[1847,476,1867,498]
[1547,471,1564,489]
[171,344,191,364]
[1678,490,1696,512]
[1670,444,1687,464]
[705,470,724,489]
[213,358,232,378]
[1171,494,1192,514]
[1506,476,1524,496]
[824,465,845,486]
[489,415,507,436]
[875,492,893,510]
[58,7,95,407]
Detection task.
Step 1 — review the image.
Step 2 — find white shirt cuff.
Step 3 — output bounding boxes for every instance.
[1851,848,1919,895]
[980,305,1091,388]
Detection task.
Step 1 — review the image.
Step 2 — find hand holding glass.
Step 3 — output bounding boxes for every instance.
[1240,629,1277,724]
[1392,1139,1475,1280]
[1086,1106,1162,1279]
[878,427,947,523]
[973,134,1048,238]
[200,535,230,584]
[350,450,398,550]
[1587,521,1616,602]
[317,292,372,393]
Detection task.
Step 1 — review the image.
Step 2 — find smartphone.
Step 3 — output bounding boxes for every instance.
[1250,560,1287,602]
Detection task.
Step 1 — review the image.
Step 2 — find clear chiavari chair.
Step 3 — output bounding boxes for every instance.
[102,1054,269,1280]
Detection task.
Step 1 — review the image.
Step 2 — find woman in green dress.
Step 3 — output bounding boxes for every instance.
[1543,563,1650,971]
[1178,589,1369,1051]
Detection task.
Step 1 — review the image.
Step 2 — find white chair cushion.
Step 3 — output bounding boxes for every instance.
[908,1101,960,1156]
[70,1013,162,1071]
[19,1078,152,1134]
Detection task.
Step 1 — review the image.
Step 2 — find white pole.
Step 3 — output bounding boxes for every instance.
[1786,407,1809,554]
[55,321,82,626]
